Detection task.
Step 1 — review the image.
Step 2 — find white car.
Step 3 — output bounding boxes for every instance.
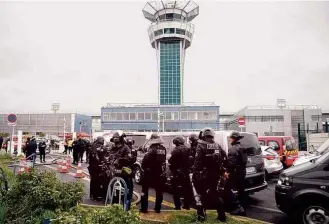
[293,138,329,166]
[261,146,283,175]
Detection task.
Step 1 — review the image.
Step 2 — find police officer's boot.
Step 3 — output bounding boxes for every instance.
[140,194,148,213]
[196,206,206,222]
[230,205,245,216]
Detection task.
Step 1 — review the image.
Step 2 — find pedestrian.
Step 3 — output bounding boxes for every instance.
[26,137,37,161]
[63,139,68,154]
[72,136,84,165]
[68,138,73,154]
[192,128,227,222]
[223,132,247,216]
[168,136,191,210]
[38,139,47,163]
[140,133,167,213]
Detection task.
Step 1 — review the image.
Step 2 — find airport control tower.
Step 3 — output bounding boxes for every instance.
[143,1,199,105]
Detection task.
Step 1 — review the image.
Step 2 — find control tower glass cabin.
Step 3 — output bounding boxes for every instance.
[143,1,199,105]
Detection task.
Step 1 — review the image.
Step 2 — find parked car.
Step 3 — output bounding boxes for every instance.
[258,136,299,168]
[293,138,329,167]
[275,147,329,224]
[261,146,283,176]
[132,131,267,195]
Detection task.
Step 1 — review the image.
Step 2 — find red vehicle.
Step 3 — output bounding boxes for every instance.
[258,136,298,168]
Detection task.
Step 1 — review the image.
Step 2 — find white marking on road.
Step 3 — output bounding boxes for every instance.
[250,205,283,213]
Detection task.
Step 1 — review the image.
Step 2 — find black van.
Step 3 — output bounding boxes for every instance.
[275,149,329,224]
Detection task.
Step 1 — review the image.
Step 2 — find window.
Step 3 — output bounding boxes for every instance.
[259,140,265,146]
[129,113,136,120]
[145,112,151,120]
[138,113,145,120]
[172,112,179,120]
[165,112,172,120]
[123,113,129,121]
[164,28,175,34]
[154,29,163,36]
[117,113,123,121]
[103,113,110,121]
[176,28,186,35]
[110,113,117,121]
[152,112,158,120]
[247,116,256,122]
[267,141,280,151]
[311,115,321,122]
[262,116,270,122]
[188,112,197,120]
[181,112,188,120]
[285,139,297,151]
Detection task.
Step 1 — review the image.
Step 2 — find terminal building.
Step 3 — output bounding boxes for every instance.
[101,103,219,132]
[0,112,92,137]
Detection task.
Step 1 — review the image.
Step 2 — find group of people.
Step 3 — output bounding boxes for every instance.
[140,128,246,223]
[88,132,137,209]
[87,128,247,223]
[63,136,92,165]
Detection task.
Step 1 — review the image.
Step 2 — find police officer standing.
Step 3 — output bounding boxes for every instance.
[224,132,247,215]
[188,133,198,172]
[109,132,134,209]
[38,139,47,163]
[192,128,226,222]
[169,136,191,210]
[140,133,166,213]
[88,136,105,200]
[72,135,84,165]
[26,137,37,161]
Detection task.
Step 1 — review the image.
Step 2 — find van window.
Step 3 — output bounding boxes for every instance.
[259,140,265,146]
[285,139,297,151]
[268,141,280,151]
[240,133,262,156]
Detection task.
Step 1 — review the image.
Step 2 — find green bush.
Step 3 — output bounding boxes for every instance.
[0,170,84,224]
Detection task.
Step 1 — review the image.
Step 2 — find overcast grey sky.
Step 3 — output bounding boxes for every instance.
[1,0,329,114]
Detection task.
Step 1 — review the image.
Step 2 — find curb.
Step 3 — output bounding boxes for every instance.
[142,210,273,224]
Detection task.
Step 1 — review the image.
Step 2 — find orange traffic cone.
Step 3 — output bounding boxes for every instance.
[60,158,69,173]
[18,158,26,175]
[74,162,85,178]
[57,158,63,171]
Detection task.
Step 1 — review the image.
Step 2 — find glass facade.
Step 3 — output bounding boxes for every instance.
[160,41,181,105]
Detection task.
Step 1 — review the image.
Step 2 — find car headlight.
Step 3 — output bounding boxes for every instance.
[277,174,293,186]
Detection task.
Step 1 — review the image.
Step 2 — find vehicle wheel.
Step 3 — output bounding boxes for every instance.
[134,167,143,185]
[296,201,329,224]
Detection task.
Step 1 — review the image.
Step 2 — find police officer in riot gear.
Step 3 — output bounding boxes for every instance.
[193,128,226,222]
[188,133,198,171]
[38,139,47,163]
[109,132,134,209]
[126,138,137,164]
[140,133,167,213]
[88,136,105,200]
[224,132,247,215]
[169,136,191,210]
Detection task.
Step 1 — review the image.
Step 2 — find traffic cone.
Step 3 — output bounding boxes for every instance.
[60,158,69,173]
[18,158,26,174]
[74,162,85,178]
[57,158,63,171]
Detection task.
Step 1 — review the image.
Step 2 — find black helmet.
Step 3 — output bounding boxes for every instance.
[110,132,126,142]
[230,132,244,141]
[96,136,104,144]
[173,136,185,146]
[126,137,135,145]
[150,133,159,140]
[202,128,215,138]
[189,133,198,142]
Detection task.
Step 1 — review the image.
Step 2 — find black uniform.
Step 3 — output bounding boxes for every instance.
[169,137,192,210]
[26,139,37,161]
[85,140,92,163]
[38,141,47,163]
[140,135,166,213]
[188,134,198,172]
[0,136,3,150]
[193,129,226,222]
[88,137,106,200]
[224,133,247,214]
[72,138,84,164]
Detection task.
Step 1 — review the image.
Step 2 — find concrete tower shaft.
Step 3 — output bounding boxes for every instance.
[143,1,199,105]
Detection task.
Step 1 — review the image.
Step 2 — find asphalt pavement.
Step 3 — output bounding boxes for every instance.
[38,153,292,224]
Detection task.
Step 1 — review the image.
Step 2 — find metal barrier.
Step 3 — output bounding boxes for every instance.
[105,176,129,211]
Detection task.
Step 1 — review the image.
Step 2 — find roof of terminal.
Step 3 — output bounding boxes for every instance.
[103,102,218,108]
